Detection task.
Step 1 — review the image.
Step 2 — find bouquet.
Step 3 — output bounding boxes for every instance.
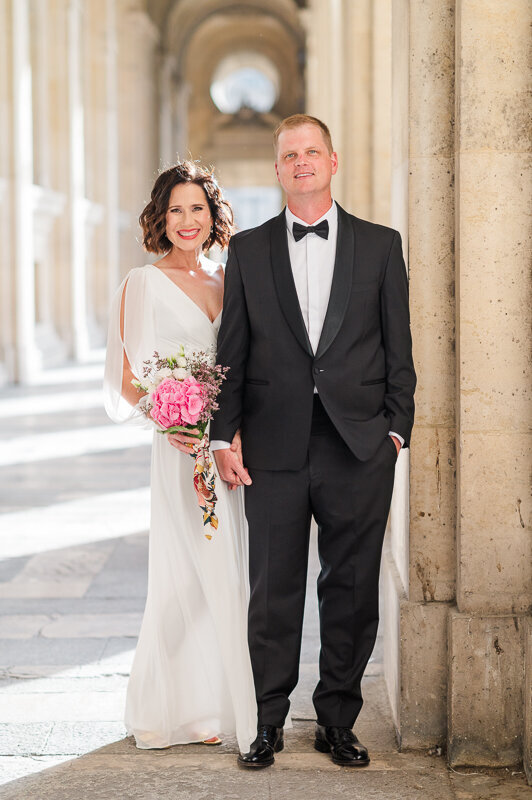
[132,347,228,538]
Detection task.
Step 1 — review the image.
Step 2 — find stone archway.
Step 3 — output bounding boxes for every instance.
[155,0,305,229]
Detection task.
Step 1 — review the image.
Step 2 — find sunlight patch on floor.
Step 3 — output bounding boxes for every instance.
[0,488,150,559]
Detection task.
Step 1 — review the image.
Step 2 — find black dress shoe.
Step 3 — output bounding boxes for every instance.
[237,725,284,768]
[314,725,370,767]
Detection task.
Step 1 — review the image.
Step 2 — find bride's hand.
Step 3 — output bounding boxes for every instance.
[166,429,200,454]
[230,429,242,459]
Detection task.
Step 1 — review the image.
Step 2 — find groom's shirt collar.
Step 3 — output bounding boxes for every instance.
[285,200,337,235]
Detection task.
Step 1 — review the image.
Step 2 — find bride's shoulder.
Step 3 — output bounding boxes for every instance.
[201,255,225,276]
[114,264,154,294]
[126,264,155,280]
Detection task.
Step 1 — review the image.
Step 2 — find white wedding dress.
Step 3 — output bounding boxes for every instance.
[104,261,256,752]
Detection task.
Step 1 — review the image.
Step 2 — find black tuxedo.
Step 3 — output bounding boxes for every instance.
[212,204,416,727]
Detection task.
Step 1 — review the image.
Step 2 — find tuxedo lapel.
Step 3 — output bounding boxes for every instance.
[315,205,355,360]
[270,211,314,356]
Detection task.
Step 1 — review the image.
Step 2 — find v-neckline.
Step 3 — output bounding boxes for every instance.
[149,264,222,325]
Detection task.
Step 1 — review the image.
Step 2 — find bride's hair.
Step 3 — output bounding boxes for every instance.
[139,161,234,254]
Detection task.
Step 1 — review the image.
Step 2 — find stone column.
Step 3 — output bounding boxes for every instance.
[305,0,372,213]
[449,0,531,768]
[83,0,119,340]
[12,0,39,381]
[105,0,120,306]
[342,0,371,217]
[384,0,457,750]
[31,0,68,368]
[371,0,391,225]
[117,0,160,274]
[0,0,15,383]
[402,0,456,749]
[68,0,90,361]
[160,53,177,166]
[382,0,410,735]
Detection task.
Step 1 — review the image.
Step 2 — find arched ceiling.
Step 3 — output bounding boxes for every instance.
[146,0,308,31]
[163,0,305,77]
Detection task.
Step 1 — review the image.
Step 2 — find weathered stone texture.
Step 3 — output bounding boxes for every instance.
[399,601,450,749]
[525,618,532,784]
[448,611,525,767]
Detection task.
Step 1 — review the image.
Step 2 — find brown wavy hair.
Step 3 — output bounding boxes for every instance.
[139,162,234,254]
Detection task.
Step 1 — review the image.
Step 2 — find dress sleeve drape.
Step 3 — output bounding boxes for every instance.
[103,266,155,426]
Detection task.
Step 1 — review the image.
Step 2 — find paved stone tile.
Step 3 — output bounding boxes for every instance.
[0,580,94,600]
[0,616,53,639]
[0,755,72,787]
[0,560,28,586]
[2,664,131,680]
[449,769,532,799]
[0,448,150,512]
[1,675,128,695]
[0,404,107,440]
[0,596,146,617]
[42,722,127,756]
[41,614,142,639]
[85,570,148,598]
[0,724,53,756]
[0,637,108,667]
[1,690,125,723]
[96,638,137,667]
[0,545,115,599]
[97,538,149,572]
[0,425,152,468]
[0,489,150,559]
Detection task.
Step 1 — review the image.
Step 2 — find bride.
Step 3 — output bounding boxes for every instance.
[104,162,256,752]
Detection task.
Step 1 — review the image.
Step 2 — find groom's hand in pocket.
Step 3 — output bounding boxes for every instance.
[214,446,252,490]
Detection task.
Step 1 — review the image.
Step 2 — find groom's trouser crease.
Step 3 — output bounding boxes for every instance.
[245,395,396,728]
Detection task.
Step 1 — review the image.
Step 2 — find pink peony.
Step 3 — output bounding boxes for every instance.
[149,376,205,430]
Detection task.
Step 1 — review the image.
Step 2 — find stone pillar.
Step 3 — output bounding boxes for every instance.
[525,618,532,783]
[371,0,391,225]
[449,0,531,768]
[304,0,372,213]
[342,0,371,217]
[160,53,177,166]
[12,0,39,381]
[31,0,68,368]
[382,0,410,736]
[0,0,15,383]
[105,0,120,307]
[68,0,90,361]
[117,0,160,275]
[83,0,119,342]
[404,0,457,749]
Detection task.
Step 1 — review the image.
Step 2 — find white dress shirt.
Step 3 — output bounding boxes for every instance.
[286,202,337,353]
[211,199,403,451]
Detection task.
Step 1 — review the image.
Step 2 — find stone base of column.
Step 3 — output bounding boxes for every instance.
[382,548,450,749]
[399,599,449,749]
[448,609,528,768]
[524,617,532,784]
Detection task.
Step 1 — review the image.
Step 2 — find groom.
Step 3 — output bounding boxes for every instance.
[211,114,416,768]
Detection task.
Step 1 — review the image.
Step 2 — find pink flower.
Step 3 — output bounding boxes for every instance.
[149,376,206,430]
[179,376,205,424]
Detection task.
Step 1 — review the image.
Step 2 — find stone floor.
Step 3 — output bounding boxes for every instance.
[0,365,529,800]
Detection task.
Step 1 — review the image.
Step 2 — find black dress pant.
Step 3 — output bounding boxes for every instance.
[244,395,397,728]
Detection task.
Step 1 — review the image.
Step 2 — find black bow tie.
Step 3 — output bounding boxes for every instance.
[292,220,329,242]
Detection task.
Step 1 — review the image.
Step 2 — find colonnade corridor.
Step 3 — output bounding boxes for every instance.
[0,365,528,799]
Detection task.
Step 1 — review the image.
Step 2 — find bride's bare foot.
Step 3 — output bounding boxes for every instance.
[202,736,222,745]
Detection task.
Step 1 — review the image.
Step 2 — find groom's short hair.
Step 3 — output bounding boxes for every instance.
[273,114,334,156]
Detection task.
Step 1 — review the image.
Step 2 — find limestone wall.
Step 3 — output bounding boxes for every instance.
[305,0,531,776]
